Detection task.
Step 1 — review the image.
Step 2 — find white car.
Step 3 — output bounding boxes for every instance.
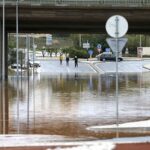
[11,63,21,69]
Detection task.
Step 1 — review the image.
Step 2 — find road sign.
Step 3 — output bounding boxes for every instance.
[46,34,52,45]
[97,44,101,53]
[137,47,143,58]
[106,38,128,52]
[88,50,93,55]
[97,44,101,49]
[105,15,128,38]
[105,48,110,52]
[83,42,90,49]
[97,48,101,53]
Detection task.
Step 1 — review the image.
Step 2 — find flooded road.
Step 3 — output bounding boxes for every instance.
[1,60,150,140]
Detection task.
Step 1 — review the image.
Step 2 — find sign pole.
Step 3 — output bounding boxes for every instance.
[106,15,128,139]
[86,40,89,51]
[115,16,119,138]
[2,0,5,134]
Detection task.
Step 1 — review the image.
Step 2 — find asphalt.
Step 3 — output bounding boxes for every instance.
[36,56,150,74]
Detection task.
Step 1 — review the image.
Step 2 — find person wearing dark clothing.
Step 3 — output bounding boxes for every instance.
[74,56,78,67]
[66,55,70,66]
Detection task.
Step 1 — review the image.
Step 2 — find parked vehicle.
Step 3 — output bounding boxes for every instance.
[96,52,123,61]
[10,63,25,73]
[11,63,21,69]
[29,61,40,67]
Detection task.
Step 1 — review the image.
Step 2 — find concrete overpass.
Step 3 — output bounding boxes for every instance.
[0,0,150,79]
[1,0,150,33]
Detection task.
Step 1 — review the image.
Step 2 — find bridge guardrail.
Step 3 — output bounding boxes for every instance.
[0,0,149,7]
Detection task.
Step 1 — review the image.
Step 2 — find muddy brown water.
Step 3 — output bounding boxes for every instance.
[1,72,150,140]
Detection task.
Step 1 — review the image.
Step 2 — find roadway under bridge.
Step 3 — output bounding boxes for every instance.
[0,0,150,79]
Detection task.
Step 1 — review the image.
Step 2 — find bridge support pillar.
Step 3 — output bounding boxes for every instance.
[0,21,2,80]
[0,21,8,80]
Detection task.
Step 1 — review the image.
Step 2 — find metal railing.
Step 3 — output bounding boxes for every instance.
[0,0,150,7]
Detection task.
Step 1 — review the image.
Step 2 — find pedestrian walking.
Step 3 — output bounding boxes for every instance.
[59,54,63,65]
[74,56,78,67]
[66,54,70,66]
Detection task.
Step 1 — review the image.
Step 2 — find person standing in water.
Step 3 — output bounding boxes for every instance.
[74,56,78,67]
[59,53,63,65]
[66,54,70,66]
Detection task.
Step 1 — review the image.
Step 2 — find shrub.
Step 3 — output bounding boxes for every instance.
[62,47,89,58]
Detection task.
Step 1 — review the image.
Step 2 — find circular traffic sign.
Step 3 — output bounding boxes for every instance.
[97,44,101,49]
[105,15,128,38]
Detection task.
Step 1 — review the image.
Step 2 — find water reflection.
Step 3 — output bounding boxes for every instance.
[1,72,150,139]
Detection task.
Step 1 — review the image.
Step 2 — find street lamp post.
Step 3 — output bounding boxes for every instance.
[2,0,5,80]
[16,0,20,134]
[2,0,5,135]
[16,0,19,75]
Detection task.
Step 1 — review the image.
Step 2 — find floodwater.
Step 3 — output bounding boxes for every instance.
[1,70,150,140]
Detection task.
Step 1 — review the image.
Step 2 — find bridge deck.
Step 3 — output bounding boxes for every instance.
[0,0,150,8]
[0,0,150,33]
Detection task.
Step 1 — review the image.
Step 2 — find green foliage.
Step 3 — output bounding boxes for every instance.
[62,47,88,58]
[8,49,25,65]
[8,50,16,65]
[46,47,58,57]
[8,41,16,49]
[70,34,109,55]
[8,33,150,58]
[125,34,145,56]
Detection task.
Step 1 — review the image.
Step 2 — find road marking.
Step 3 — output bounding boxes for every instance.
[87,63,103,73]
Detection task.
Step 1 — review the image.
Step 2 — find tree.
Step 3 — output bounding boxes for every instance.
[126,34,145,56]
[8,49,25,66]
[70,34,108,57]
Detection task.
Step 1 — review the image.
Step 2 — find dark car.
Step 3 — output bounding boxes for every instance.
[96,52,123,61]
[29,61,40,67]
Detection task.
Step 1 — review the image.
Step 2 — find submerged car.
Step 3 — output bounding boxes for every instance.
[96,52,123,61]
